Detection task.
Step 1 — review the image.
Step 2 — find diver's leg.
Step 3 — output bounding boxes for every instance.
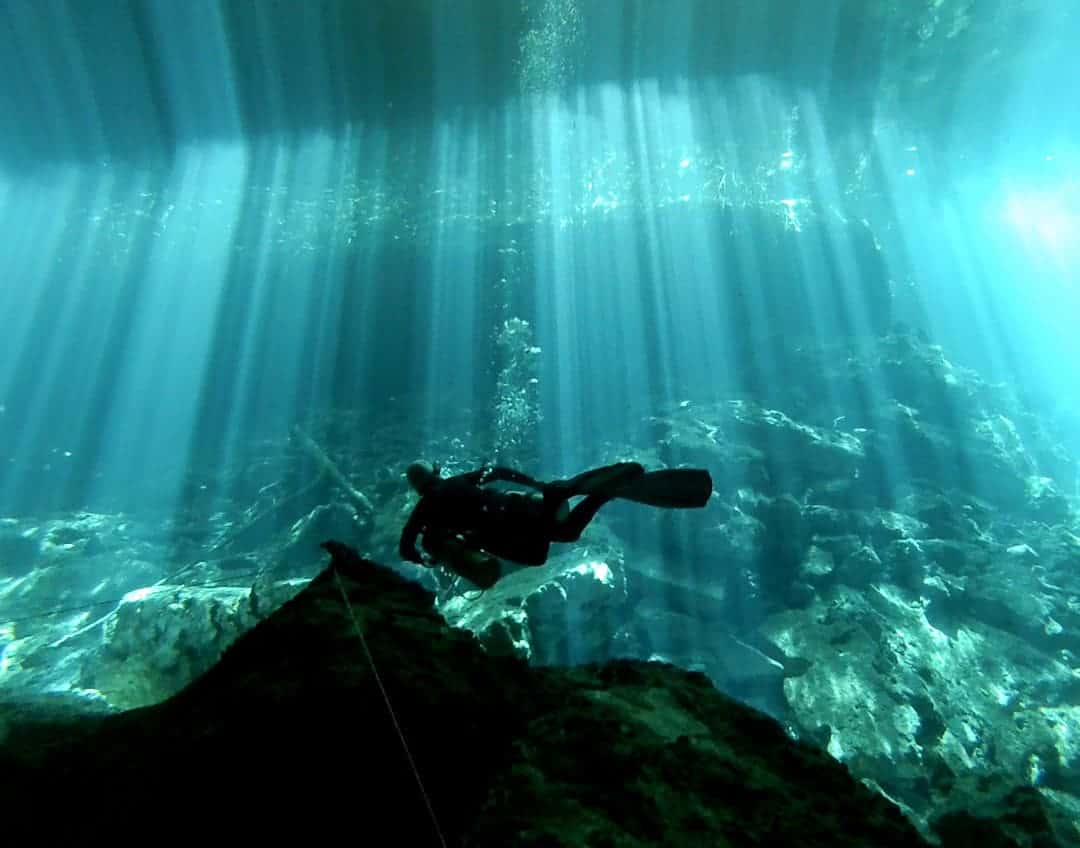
[543,463,664,543]
[542,484,572,522]
[555,462,645,497]
[547,493,611,542]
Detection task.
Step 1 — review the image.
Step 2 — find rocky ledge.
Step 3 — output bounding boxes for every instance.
[0,540,934,845]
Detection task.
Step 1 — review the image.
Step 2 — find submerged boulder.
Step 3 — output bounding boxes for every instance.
[764,582,1080,844]
[0,541,928,845]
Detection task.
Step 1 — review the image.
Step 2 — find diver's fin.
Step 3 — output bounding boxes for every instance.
[610,468,713,508]
[558,462,646,497]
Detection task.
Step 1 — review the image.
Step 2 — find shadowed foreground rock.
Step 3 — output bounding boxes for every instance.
[0,541,926,845]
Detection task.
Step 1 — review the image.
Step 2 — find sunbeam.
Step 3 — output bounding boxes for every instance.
[1,2,1079,840]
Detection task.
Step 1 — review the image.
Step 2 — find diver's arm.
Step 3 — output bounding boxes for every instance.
[398,502,427,564]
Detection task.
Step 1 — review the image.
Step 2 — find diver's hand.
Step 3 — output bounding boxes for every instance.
[401,548,425,565]
[418,551,439,568]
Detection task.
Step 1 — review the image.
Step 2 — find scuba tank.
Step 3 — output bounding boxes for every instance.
[422,534,501,590]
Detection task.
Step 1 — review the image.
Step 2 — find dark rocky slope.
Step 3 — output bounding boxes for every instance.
[1,541,925,846]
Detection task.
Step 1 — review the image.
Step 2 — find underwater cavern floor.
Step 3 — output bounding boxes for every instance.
[1,330,1079,845]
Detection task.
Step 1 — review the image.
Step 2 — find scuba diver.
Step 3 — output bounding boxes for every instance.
[399,460,713,589]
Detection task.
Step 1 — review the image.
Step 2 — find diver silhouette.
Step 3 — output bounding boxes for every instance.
[399,460,713,588]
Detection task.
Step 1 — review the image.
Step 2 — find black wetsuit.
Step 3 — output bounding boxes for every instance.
[398,466,613,567]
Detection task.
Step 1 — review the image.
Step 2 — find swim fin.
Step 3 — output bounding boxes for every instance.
[608,468,713,508]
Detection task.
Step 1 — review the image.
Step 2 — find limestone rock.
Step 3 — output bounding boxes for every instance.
[0,543,929,845]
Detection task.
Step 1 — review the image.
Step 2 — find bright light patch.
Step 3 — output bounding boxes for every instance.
[573,560,613,584]
[1005,189,1078,256]
[905,169,916,176]
[679,158,691,169]
[122,586,162,604]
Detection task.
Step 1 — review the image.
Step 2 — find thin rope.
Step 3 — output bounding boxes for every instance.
[332,567,447,848]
